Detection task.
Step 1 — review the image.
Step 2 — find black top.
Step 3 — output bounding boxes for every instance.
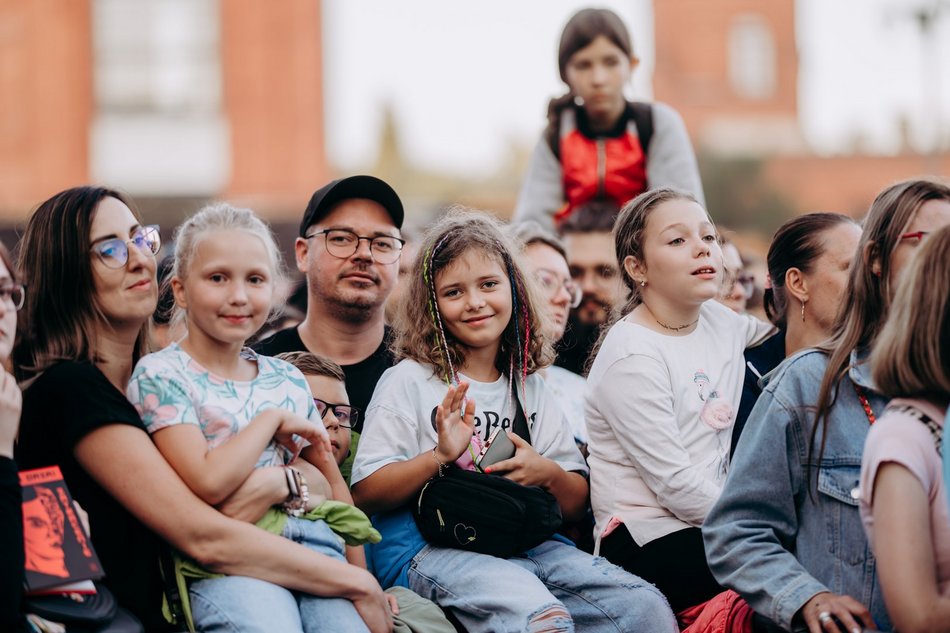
[731,329,788,457]
[253,325,396,432]
[15,361,171,632]
[553,315,600,377]
[1,456,26,632]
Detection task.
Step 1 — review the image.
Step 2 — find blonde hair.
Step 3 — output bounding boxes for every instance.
[275,351,345,382]
[392,208,553,385]
[871,224,950,400]
[170,202,287,331]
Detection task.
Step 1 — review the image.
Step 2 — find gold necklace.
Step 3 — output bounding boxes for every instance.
[655,316,699,332]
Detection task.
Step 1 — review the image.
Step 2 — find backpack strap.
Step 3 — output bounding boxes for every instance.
[511,395,532,447]
[629,101,654,154]
[888,403,942,457]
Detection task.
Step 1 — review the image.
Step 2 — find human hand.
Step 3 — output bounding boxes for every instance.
[0,369,21,459]
[799,591,874,633]
[386,592,400,616]
[274,412,331,458]
[351,573,393,633]
[483,432,557,488]
[433,382,476,464]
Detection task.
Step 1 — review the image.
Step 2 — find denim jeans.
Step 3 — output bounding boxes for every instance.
[408,539,677,633]
[189,518,369,633]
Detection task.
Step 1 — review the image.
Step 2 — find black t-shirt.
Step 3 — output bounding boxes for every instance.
[15,362,170,632]
[1,456,26,632]
[253,325,396,432]
[553,315,600,376]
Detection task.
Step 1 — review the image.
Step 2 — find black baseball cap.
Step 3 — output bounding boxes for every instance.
[299,175,404,237]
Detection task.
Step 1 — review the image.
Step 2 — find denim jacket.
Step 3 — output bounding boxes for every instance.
[703,348,891,632]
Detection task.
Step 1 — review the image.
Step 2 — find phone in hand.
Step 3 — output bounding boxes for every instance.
[475,427,516,471]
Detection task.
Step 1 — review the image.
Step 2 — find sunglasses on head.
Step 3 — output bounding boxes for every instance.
[91,225,161,269]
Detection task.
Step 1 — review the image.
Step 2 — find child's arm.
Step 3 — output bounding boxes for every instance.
[352,382,476,516]
[152,409,327,505]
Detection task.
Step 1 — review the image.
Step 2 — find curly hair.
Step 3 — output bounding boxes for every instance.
[392,208,553,387]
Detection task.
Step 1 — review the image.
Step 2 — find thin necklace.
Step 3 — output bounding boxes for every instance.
[655,316,699,332]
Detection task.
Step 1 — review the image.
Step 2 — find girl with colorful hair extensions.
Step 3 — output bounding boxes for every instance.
[351,209,676,633]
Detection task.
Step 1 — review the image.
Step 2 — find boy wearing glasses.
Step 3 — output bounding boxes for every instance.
[276,352,456,633]
[276,352,357,480]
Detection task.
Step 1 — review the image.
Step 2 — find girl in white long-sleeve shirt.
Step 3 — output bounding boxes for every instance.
[585,188,773,614]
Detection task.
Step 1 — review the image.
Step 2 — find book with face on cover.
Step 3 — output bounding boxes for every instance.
[19,466,103,595]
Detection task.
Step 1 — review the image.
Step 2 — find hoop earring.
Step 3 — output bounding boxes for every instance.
[801,300,806,323]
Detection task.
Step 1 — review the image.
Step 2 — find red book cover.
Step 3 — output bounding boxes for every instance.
[19,466,104,594]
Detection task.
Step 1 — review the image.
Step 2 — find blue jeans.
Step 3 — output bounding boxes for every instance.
[189,518,369,633]
[408,539,677,633]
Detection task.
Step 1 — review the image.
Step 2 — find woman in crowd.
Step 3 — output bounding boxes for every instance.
[13,186,392,632]
[716,238,753,315]
[731,213,861,455]
[703,178,950,633]
[514,7,703,231]
[585,188,774,614]
[511,221,587,447]
[0,243,25,632]
[859,224,950,633]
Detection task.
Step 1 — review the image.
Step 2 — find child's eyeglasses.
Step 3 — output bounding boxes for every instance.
[91,225,162,269]
[313,397,359,429]
[0,283,26,311]
[535,269,582,309]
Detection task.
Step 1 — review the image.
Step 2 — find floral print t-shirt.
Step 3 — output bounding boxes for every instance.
[127,343,322,468]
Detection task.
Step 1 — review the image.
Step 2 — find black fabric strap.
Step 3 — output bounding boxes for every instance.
[511,395,532,447]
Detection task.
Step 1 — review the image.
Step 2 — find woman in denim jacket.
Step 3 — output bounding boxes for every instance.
[703,178,950,633]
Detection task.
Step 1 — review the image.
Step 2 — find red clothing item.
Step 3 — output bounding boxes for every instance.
[678,590,754,633]
[555,106,648,224]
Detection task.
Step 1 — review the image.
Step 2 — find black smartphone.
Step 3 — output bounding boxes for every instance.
[476,428,516,471]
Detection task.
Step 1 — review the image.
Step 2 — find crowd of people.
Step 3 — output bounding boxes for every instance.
[3,7,950,633]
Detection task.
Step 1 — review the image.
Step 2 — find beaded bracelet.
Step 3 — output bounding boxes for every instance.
[431,445,448,477]
[281,466,309,517]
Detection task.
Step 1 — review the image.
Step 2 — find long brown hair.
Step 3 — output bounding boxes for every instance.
[810,178,950,466]
[871,224,950,401]
[13,186,150,380]
[392,208,552,385]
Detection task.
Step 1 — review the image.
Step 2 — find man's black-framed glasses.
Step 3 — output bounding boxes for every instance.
[306,228,405,264]
[313,397,360,430]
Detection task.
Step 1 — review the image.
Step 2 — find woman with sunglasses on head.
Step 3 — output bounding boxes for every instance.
[0,243,26,632]
[14,187,392,632]
[703,179,950,633]
[512,222,588,449]
[730,213,861,456]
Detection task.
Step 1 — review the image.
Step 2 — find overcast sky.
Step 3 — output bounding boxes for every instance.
[322,0,950,176]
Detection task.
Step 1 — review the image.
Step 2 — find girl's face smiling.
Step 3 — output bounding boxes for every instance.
[628,199,723,307]
[564,35,635,129]
[435,249,513,359]
[173,230,275,350]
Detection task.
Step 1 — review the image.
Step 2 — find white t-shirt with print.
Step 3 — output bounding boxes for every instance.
[585,300,775,545]
[127,342,325,468]
[351,359,588,485]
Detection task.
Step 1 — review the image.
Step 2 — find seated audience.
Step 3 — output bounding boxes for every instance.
[351,209,677,632]
[585,188,773,614]
[860,224,950,633]
[703,178,950,633]
[13,187,392,632]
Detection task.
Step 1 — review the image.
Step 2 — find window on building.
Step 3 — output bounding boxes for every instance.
[728,14,777,101]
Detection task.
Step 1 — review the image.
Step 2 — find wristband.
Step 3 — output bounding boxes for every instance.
[281,466,309,517]
[431,445,448,477]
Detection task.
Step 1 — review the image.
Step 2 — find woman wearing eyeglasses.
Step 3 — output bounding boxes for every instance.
[13,187,392,632]
[512,222,588,449]
[703,179,950,633]
[717,239,754,315]
[730,213,861,456]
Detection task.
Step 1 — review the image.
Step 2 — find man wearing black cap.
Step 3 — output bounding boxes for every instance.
[255,175,404,438]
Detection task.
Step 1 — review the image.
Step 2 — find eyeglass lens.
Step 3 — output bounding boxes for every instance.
[318,229,403,264]
[0,284,25,311]
[95,226,161,269]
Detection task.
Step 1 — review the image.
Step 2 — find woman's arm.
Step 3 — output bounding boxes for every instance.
[74,423,392,633]
[871,463,950,633]
[152,409,325,505]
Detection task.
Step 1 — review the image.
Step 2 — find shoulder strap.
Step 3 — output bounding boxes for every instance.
[629,102,654,154]
[511,395,532,447]
[889,403,942,457]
